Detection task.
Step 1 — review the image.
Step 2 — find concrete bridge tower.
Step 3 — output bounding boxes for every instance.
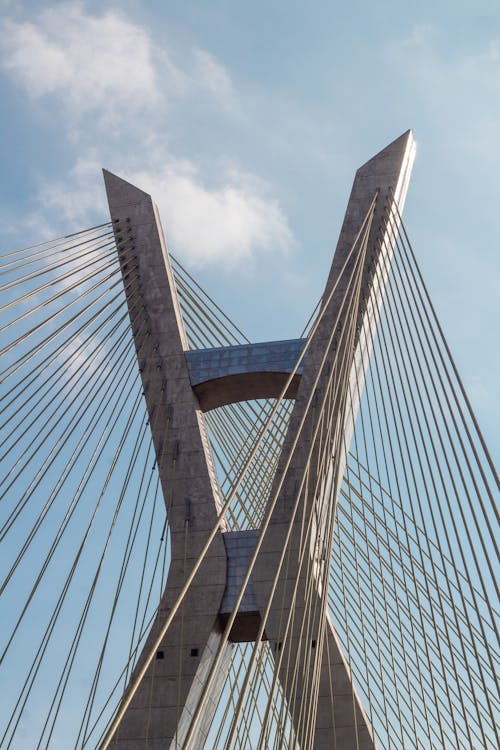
[103,130,415,749]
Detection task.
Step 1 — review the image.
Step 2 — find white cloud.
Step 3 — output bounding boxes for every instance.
[29,151,293,270]
[38,150,103,225]
[0,3,237,125]
[464,374,492,409]
[391,23,436,53]
[0,3,163,123]
[58,329,111,380]
[130,162,292,267]
[0,3,292,269]
[192,48,234,105]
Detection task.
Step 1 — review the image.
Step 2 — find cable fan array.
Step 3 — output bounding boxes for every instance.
[0,227,167,749]
[172,206,499,749]
[328,202,499,750]
[0,210,498,750]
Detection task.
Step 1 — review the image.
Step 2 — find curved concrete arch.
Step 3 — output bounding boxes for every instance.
[192,370,301,411]
[185,338,306,411]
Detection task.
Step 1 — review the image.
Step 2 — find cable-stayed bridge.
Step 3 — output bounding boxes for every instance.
[0,131,498,749]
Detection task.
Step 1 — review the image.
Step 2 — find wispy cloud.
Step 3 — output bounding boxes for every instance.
[387,25,500,163]
[0,2,292,269]
[0,2,236,127]
[129,161,292,268]
[0,3,162,125]
[191,48,235,108]
[38,151,103,224]
[33,150,292,269]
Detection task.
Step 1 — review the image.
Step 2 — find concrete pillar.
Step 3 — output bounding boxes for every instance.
[252,131,415,749]
[103,172,230,749]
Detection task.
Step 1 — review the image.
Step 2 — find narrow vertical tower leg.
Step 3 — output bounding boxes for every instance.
[253,131,416,749]
[103,173,231,748]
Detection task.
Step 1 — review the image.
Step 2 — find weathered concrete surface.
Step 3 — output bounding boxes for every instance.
[219,530,262,642]
[252,130,415,749]
[104,130,415,749]
[186,339,305,410]
[104,171,230,749]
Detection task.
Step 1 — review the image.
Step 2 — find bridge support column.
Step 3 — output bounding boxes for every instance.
[103,172,230,749]
[253,130,415,749]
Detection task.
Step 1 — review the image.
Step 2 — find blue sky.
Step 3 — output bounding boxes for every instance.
[0,0,498,459]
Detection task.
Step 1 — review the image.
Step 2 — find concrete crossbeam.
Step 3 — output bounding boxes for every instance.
[186,338,305,410]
